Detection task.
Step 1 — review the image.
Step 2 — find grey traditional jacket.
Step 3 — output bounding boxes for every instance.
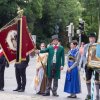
[82,43,95,68]
[66,48,81,70]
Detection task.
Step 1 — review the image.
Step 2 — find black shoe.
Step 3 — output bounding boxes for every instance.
[42,93,50,96]
[18,89,25,92]
[0,88,4,91]
[53,94,59,97]
[41,92,45,95]
[37,91,42,95]
[13,88,21,91]
[96,96,99,100]
[67,95,72,98]
[85,95,91,100]
[67,95,77,98]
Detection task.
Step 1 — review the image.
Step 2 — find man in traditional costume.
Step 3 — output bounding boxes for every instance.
[35,34,65,96]
[82,33,99,100]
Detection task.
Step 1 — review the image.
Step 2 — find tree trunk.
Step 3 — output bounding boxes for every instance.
[98,21,100,42]
[97,0,100,42]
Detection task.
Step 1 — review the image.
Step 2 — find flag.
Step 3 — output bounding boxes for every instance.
[0,16,35,63]
[21,16,35,60]
[0,23,17,63]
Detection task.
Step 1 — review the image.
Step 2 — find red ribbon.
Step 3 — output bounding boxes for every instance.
[54,45,58,49]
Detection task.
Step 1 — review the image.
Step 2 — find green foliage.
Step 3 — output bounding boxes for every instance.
[80,0,100,35]
[33,0,83,45]
[0,0,83,46]
[0,0,17,27]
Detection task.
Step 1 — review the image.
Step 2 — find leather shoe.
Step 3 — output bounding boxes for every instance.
[0,88,4,91]
[13,88,21,91]
[42,93,50,96]
[67,95,77,98]
[53,94,59,97]
[37,91,42,95]
[85,95,91,100]
[18,89,25,92]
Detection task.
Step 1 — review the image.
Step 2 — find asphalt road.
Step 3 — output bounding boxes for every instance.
[0,57,92,100]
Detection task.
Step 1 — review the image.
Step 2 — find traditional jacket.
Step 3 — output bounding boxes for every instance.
[40,45,64,79]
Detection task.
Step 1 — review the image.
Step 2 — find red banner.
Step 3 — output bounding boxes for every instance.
[21,16,35,60]
[0,16,35,63]
[0,23,17,63]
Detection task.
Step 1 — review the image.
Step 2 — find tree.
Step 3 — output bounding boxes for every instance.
[80,0,100,36]
[33,0,83,45]
[0,0,83,46]
[0,0,17,27]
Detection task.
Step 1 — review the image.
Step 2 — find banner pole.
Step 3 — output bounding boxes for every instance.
[16,9,23,63]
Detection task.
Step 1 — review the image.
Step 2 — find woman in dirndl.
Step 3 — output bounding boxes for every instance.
[34,43,48,94]
[64,40,81,98]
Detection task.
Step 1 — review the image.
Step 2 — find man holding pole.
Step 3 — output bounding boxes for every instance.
[35,34,65,96]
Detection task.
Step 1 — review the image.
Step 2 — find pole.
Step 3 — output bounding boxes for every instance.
[77,29,81,47]
[97,0,100,42]
[79,34,81,47]
[69,36,72,43]
[16,8,23,63]
[16,20,21,62]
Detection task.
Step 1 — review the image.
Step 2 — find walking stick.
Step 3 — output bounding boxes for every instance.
[38,53,53,92]
[37,53,46,77]
[37,53,45,69]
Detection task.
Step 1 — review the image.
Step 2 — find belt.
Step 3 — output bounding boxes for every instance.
[69,58,75,61]
[69,60,75,62]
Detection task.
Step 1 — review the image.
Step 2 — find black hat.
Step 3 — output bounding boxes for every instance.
[52,34,59,40]
[88,32,96,37]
